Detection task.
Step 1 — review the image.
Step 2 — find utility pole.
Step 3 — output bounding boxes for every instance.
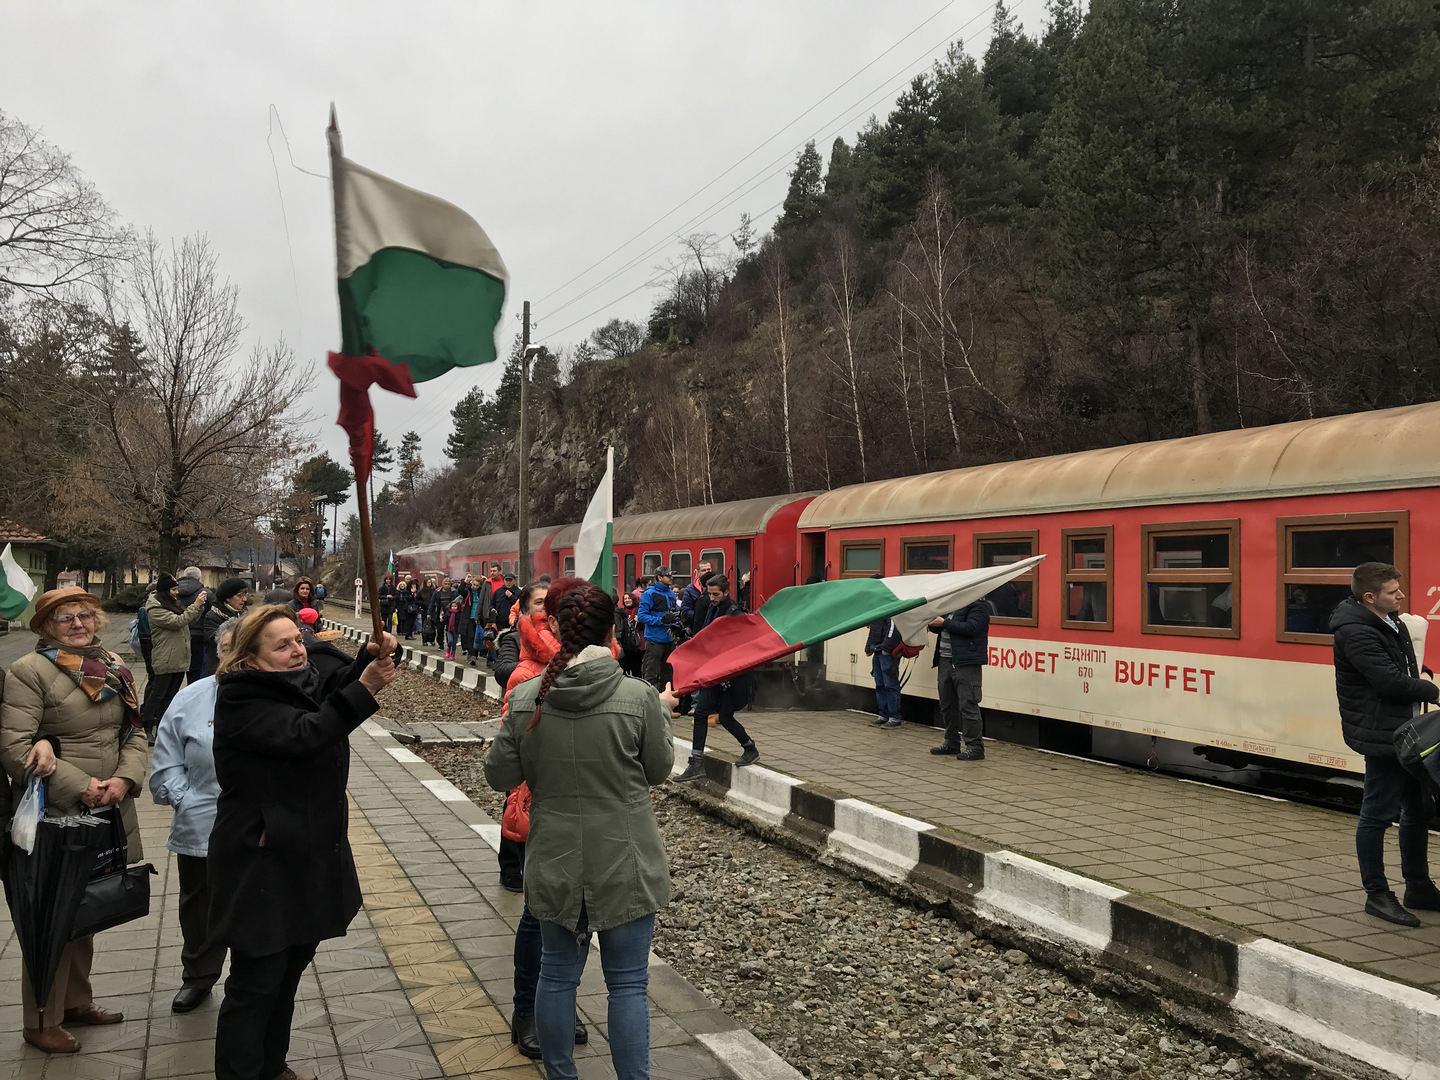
[516,301,531,584]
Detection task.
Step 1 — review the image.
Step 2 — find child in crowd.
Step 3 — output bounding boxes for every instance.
[296,606,320,646]
[445,598,462,659]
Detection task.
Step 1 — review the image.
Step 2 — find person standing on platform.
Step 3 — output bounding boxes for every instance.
[491,573,521,636]
[202,578,249,676]
[149,616,240,1014]
[399,580,421,641]
[865,602,904,729]
[378,574,398,631]
[485,579,673,1079]
[673,575,759,782]
[927,598,991,761]
[178,567,207,684]
[1332,561,1440,926]
[143,574,207,741]
[679,560,716,633]
[637,566,679,693]
[210,605,397,1080]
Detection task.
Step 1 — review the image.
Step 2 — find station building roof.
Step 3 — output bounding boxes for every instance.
[797,402,1440,529]
[549,493,817,549]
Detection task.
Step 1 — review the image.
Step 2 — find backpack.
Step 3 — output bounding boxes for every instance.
[127,617,142,655]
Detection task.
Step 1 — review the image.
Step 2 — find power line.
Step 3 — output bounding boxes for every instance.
[533,0,959,309]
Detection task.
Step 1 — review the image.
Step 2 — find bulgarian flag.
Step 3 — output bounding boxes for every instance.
[0,544,37,620]
[326,109,508,484]
[668,556,1045,694]
[573,447,613,593]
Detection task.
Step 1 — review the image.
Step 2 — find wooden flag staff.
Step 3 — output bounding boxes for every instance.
[355,472,385,641]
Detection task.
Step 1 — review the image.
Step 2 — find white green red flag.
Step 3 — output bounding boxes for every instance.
[387,550,395,578]
[573,447,613,593]
[326,109,509,483]
[0,544,38,620]
[668,556,1045,694]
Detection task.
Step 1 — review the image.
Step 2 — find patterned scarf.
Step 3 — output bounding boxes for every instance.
[35,639,144,736]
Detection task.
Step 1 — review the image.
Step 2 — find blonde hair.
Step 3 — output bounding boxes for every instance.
[217,604,299,676]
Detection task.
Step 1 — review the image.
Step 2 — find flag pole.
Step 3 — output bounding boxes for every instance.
[354,475,385,641]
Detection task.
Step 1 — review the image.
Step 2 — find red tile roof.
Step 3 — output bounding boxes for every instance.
[0,518,52,543]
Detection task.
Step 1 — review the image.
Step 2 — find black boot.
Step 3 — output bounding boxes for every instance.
[674,756,706,783]
[510,1014,540,1059]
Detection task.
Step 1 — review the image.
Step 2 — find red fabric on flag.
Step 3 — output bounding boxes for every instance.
[667,614,797,695]
[327,351,417,484]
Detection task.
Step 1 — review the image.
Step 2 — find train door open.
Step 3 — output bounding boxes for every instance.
[734,539,752,609]
[802,532,827,585]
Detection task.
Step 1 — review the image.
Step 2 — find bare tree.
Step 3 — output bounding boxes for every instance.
[589,317,644,359]
[0,109,132,296]
[762,246,797,493]
[819,226,868,481]
[78,232,314,569]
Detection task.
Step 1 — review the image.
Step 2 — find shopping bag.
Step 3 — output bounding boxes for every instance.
[70,864,156,940]
[9,775,44,855]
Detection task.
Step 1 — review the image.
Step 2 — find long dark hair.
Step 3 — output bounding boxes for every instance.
[528,578,615,731]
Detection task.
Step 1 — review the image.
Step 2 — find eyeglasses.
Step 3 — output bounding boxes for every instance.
[54,610,97,626]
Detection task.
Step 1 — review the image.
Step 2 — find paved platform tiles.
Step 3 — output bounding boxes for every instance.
[0,671,778,1078]
[710,706,1440,991]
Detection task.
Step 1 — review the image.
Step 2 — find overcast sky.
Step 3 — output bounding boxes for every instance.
[3,0,1047,534]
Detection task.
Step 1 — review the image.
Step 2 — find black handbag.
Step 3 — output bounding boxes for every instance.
[69,807,156,941]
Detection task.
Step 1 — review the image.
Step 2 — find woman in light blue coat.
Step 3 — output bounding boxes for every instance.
[149,615,239,1016]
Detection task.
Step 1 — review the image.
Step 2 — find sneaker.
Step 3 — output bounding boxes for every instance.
[1404,881,1440,911]
[1365,891,1420,926]
[956,745,986,761]
[929,744,963,755]
[882,718,902,728]
[869,715,889,726]
[737,744,760,767]
[674,758,706,783]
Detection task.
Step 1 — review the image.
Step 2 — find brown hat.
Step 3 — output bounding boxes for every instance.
[30,587,102,634]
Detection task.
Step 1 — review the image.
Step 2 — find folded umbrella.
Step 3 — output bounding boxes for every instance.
[2,813,110,1006]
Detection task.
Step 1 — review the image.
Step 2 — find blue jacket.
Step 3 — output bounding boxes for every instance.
[930,601,991,668]
[679,580,705,626]
[636,582,678,644]
[148,676,220,857]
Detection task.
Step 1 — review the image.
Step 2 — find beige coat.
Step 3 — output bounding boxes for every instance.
[0,651,149,859]
[144,594,204,675]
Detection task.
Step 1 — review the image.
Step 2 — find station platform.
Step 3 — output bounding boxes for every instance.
[0,626,790,1080]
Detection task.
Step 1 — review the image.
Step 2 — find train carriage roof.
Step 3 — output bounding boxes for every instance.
[449,526,567,558]
[797,403,1440,529]
[396,538,461,557]
[549,493,818,549]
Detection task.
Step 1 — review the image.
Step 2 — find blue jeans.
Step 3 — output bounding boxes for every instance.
[513,907,542,1019]
[537,913,654,1080]
[871,652,901,721]
[1357,754,1431,895]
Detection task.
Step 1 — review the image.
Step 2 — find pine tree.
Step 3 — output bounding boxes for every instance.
[777,141,825,230]
[446,387,488,461]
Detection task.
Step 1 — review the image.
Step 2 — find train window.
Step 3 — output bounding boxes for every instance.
[1277,513,1408,644]
[563,556,575,575]
[501,559,512,576]
[1141,520,1240,639]
[613,555,620,587]
[974,532,1039,626]
[1061,527,1113,632]
[839,541,884,578]
[670,551,693,579]
[699,549,725,577]
[642,552,663,577]
[625,553,637,591]
[901,536,953,574]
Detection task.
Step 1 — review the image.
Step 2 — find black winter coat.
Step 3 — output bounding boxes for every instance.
[209,643,379,954]
[378,583,397,618]
[492,628,521,689]
[1331,597,1439,758]
[865,618,902,656]
[491,586,520,628]
[930,601,991,668]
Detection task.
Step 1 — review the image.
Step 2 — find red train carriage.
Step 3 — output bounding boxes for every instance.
[446,526,571,584]
[799,402,1440,776]
[395,538,460,580]
[548,493,817,608]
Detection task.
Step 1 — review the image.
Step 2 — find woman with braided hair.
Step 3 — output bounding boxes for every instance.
[484,578,673,1080]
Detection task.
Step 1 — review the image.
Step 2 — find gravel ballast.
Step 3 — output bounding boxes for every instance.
[417,740,1264,1080]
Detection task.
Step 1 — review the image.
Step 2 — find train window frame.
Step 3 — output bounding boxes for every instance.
[563,556,575,576]
[670,551,692,579]
[642,551,662,578]
[1140,519,1240,640]
[900,535,954,575]
[973,531,1040,627]
[501,559,512,577]
[1060,526,1114,632]
[699,548,725,577]
[1276,511,1409,645]
[839,540,885,579]
[624,553,636,591]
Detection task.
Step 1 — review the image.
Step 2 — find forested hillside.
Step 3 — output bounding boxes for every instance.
[373,0,1440,549]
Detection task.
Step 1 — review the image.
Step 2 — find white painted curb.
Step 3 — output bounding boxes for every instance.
[974,850,1123,954]
[827,799,933,883]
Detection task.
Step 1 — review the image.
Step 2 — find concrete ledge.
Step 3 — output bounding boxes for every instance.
[1108,893,1250,1001]
[909,828,996,905]
[827,798,933,883]
[976,850,1123,953]
[726,764,803,827]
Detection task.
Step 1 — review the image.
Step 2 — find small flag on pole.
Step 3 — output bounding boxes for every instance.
[387,550,395,578]
[0,544,38,620]
[573,447,614,593]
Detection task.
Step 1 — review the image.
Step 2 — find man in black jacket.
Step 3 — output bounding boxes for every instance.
[1333,561,1440,926]
[674,576,759,782]
[928,599,992,760]
[865,613,904,729]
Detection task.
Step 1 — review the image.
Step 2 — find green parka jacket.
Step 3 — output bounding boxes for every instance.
[485,645,673,932]
[144,593,204,675]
